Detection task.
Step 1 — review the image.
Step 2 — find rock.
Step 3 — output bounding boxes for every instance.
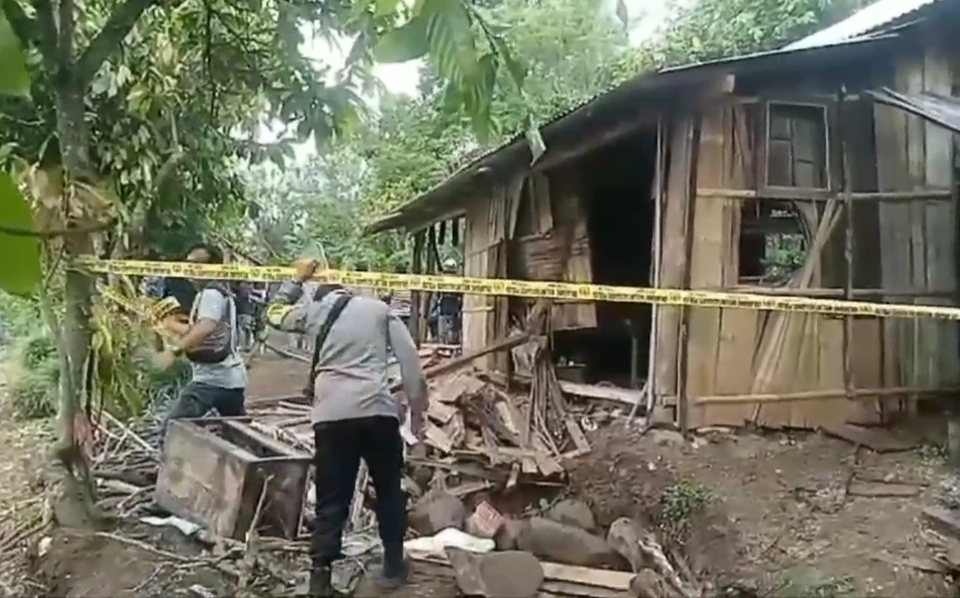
[607,517,648,572]
[446,546,544,597]
[546,498,597,532]
[410,464,434,492]
[408,491,465,535]
[936,473,960,509]
[494,519,523,550]
[648,429,685,447]
[630,568,682,598]
[516,517,627,569]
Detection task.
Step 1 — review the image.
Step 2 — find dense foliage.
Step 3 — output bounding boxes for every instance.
[0,0,875,526]
[246,0,869,270]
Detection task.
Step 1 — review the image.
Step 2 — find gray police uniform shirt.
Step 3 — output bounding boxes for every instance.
[267,281,427,424]
[189,288,248,389]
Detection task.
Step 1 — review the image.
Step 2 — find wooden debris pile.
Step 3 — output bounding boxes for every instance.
[90,413,162,516]
[418,341,591,491]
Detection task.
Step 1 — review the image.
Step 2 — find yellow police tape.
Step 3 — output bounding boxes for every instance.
[74,256,960,322]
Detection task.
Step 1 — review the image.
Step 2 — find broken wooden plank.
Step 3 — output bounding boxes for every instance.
[922,506,960,541]
[871,551,952,574]
[398,334,530,392]
[424,421,454,454]
[849,480,920,498]
[484,371,643,407]
[821,423,919,453]
[446,480,494,498]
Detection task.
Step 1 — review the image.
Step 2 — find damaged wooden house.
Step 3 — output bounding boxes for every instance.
[367,0,960,432]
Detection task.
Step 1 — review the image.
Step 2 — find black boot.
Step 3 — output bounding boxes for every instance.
[308,566,334,598]
[380,547,409,589]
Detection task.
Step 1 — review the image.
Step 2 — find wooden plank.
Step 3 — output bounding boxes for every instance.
[540,562,634,590]
[875,60,912,418]
[922,506,960,541]
[921,45,960,388]
[821,423,919,453]
[654,117,696,402]
[848,480,920,498]
[687,107,728,427]
[905,54,929,414]
[713,105,758,409]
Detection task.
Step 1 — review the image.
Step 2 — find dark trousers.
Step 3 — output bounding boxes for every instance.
[162,381,246,445]
[311,416,406,569]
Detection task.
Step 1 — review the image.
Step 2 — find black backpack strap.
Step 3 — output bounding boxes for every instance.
[304,292,353,398]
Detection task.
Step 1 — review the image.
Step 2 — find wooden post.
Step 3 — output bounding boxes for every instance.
[676,116,703,437]
[839,91,855,405]
[421,226,439,345]
[410,231,424,346]
[646,117,666,409]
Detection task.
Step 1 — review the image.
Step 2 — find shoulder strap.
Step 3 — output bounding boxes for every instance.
[308,292,353,382]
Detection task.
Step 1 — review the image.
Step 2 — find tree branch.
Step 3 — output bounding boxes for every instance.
[30,0,58,74]
[0,222,112,238]
[1,0,34,47]
[75,0,158,88]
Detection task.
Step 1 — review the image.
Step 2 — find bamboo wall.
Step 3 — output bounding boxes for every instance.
[461,169,598,365]
[462,181,509,370]
[875,39,960,414]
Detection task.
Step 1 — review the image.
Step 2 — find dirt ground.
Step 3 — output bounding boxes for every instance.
[3,352,960,597]
[246,350,310,400]
[567,423,958,597]
[0,362,54,594]
[29,422,960,598]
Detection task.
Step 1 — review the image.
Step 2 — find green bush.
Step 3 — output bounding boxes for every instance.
[0,294,42,347]
[7,333,60,420]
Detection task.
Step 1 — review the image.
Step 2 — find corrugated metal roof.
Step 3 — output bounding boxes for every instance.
[785,0,941,50]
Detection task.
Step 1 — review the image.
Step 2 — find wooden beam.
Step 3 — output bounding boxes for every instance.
[410,231,425,343]
[697,188,954,201]
[694,385,960,405]
[677,115,703,436]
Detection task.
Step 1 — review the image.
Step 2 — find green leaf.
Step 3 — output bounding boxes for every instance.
[372,16,429,63]
[0,171,41,296]
[345,34,368,65]
[489,33,525,91]
[421,0,477,80]
[374,0,400,17]
[0,8,30,98]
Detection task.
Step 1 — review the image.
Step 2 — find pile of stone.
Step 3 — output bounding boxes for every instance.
[406,491,698,598]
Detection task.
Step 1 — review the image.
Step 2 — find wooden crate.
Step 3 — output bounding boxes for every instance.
[156,418,311,540]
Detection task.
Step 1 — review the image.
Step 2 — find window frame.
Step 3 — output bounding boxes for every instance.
[756,97,839,200]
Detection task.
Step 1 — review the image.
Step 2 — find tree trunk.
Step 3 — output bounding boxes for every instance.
[45,79,104,529]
